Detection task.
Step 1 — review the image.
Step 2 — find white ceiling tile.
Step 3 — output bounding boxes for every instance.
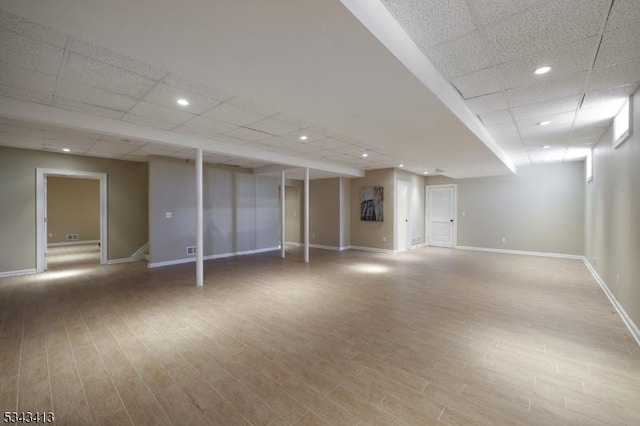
[0,28,64,75]
[594,23,640,68]
[588,59,640,91]
[305,137,348,150]
[394,0,476,48]
[176,116,237,136]
[121,113,177,130]
[604,0,640,32]
[53,98,126,120]
[127,101,195,125]
[226,97,280,116]
[571,122,609,140]
[163,73,233,102]
[0,9,67,47]
[451,67,502,99]
[485,121,520,137]
[283,129,326,143]
[67,37,165,81]
[0,61,57,95]
[427,31,496,78]
[56,79,137,112]
[86,140,143,156]
[478,109,512,126]
[258,136,299,148]
[497,37,597,90]
[466,0,535,26]
[483,10,552,63]
[143,82,220,114]
[516,111,576,132]
[62,53,156,98]
[541,0,609,47]
[522,128,572,145]
[246,118,299,136]
[204,103,265,125]
[464,92,508,114]
[0,83,52,105]
[574,99,626,127]
[581,84,638,109]
[132,143,182,155]
[224,127,269,142]
[506,71,588,107]
[269,113,308,127]
[510,95,580,120]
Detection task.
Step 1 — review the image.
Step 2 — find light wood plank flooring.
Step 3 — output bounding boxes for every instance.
[1,246,639,425]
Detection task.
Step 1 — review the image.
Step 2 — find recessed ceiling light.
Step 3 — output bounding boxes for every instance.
[176,98,189,106]
[361,153,368,158]
[534,66,551,75]
[423,171,429,175]
[399,164,404,168]
[62,148,70,152]
[299,135,308,141]
[537,121,550,126]
[543,145,550,149]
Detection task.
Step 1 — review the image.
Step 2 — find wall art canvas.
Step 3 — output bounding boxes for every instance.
[360,186,383,222]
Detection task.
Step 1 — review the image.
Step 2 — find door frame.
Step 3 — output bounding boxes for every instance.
[395,179,412,252]
[36,168,108,272]
[425,184,457,248]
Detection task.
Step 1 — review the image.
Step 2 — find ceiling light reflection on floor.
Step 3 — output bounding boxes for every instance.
[351,263,390,274]
[43,268,88,280]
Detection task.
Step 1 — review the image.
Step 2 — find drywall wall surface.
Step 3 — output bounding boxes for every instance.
[0,147,148,272]
[148,157,279,264]
[350,168,395,250]
[47,176,100,244]
[426,161,585,255]
[585,91,640,329]
[309,178,340,247]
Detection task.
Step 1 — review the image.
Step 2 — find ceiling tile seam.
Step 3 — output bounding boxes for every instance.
[462,0,526,160]
[50,35,72,107]
[121,72,173,125]
[568,0,616,149]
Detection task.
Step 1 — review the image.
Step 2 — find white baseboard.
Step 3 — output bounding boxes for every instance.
[285,241,302,247]
[455,245,583,260]
[583,259,640,346]
[411,243,428,249]
[107,242,149,265]
[0,268,36,278]
[349,245,397,254]
[48,240,100,247]
[148,246,279,268]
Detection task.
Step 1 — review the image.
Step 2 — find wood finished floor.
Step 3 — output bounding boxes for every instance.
[1,244,639,425]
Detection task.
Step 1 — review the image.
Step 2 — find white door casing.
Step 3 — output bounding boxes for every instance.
[426,184,456,248]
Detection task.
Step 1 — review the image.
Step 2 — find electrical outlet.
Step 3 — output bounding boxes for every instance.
[382,237,387,242]
[312,233,315,240]
[165,212,172,218]
[616,275,620,287]
[501,237,506,243]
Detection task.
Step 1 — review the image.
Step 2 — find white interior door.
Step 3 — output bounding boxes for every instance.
[427,185,456,248]
[397,180,410,252]
[43,176,48,270]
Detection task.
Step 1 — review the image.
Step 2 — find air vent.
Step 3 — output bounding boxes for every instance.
[65,233,79,241]
[186,246,197,256]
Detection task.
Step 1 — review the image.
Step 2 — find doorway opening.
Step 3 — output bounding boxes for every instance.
[36,169,107,272]
[426,184,457,248]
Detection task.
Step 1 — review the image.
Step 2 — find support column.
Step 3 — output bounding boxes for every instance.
[281,170,286,258]
[304,167,310,263]
[196,149,204,286]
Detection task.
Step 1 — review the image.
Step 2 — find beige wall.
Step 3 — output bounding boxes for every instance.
[285,184,302,243]
[0,147,148,272]
[350,168,395,250]
[427,161,585,255]
[309,178,340,247]
[47,176,100,244]
[586,91,640,328]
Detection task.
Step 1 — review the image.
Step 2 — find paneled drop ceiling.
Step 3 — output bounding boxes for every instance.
[382,0,640,165]
[0,1,638,177]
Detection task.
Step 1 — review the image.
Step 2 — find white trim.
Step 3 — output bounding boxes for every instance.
[455,245,583,260]
[36,168,107,272]
[583,259,640,346]
[411,243,428,249]
[131,242,149,261]
[349,245,397,254]
[107,258,138,265]
[285,242,351,251]
[148,246,279,268]
[47,240,100,247]
[0,269,36,278]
